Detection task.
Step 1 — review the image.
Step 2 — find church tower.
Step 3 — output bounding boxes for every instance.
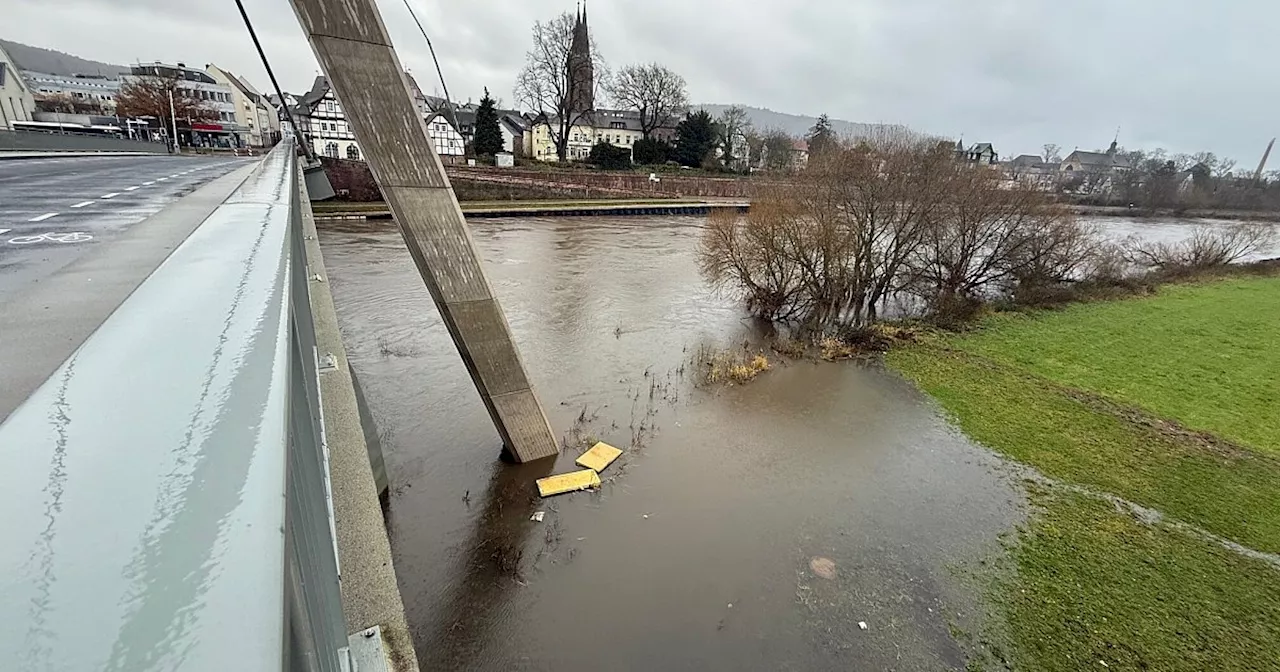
[567,4,595,114]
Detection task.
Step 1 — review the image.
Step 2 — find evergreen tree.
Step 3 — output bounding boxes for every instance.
[806,114,837,158]
[633,137,672,165]
[674,110,718,168]
[588,141,633,170]
[473,88,504,156]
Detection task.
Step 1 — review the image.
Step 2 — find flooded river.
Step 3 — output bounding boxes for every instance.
[317,214,1267,670]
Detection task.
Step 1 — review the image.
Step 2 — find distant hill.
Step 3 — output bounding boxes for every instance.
[696,104,904,139]
[0,39,128,77]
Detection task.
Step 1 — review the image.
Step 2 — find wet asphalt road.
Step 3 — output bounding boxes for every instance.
[0,154,250,296]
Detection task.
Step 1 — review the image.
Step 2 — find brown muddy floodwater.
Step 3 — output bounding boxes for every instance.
[319,215,1028,671]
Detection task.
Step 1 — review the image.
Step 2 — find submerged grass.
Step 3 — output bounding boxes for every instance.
[886,275,1280,670]
[693,345,772,385]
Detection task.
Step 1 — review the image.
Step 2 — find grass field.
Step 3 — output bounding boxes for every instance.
[887,276,1280,671]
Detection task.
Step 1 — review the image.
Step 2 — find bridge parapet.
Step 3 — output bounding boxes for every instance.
[0,139,407,671]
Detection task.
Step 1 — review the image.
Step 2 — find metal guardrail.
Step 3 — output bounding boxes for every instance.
[0,139,350,671]
[0,128,169,153]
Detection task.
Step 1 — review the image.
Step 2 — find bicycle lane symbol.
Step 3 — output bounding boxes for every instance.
[7,232,95,245]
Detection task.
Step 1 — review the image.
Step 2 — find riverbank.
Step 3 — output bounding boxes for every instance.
[312,198,749,219]
[886,275,1280,670]
[1070,203,1280,222]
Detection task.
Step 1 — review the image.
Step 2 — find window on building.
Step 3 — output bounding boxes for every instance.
[346,144,360,160]
[0,63,6,87]
[326,100,335,112]
[324,142,339,158]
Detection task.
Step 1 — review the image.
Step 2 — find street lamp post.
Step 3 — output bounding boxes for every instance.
[168,89,180,154]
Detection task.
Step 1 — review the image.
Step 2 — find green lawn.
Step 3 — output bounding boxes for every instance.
[1000,488,1280,672]
[886,275,1280,670]
[957,277,1280,455]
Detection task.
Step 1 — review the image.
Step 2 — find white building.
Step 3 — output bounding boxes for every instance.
[128,62,247,147]
[0,43,35,130]
[293,75,466,163]
[424,111,464,161]
[21,71,119,112]
[525,109,648,162]
[293,76,360,160]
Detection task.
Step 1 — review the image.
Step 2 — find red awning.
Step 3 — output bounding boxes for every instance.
[191,123,225,131]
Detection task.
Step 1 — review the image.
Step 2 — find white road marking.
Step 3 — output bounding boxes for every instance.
[100,193,120,199]
[124,186,140,191]
[157,177,168,182]
[142,181,155,185]
[28,212,58,222]
[169,174,180,178]
[0,228,10,236]
[70,201,94,208]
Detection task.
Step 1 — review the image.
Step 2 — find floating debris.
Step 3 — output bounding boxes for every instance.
[530,511,545,522]
[576,441,623,473]
[858,621,868,631]
[536,469,602,498]
[809,556,837,580]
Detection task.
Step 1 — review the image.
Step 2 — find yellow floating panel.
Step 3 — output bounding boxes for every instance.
[575,442,623,473]
[536,469,602,498]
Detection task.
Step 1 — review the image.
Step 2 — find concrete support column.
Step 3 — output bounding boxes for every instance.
[288,0,559,463]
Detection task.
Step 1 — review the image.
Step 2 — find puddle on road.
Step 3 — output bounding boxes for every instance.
[319,215,1027,670]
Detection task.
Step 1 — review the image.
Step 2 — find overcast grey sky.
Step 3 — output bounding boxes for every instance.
[6,0,1276,162]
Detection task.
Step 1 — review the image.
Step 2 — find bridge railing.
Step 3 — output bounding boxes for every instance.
[0,128,170,153]
[0,138,351,671]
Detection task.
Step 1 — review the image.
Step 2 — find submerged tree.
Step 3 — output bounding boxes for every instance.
[701,129,1096,331]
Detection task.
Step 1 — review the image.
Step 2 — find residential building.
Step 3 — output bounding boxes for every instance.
[499,114,528,154]
[448,108,529,155]
[526,109,658,162]
[1061,140,1132,173]
[0,43,35,130]
[964,142,998,166]
[293,75,465,162]
[791,138,810,169]
[128,62,246,147]
[236,74,282,146]
[206,64,275,147]
[1004,154,1061,190]
[21,71,119,113]
[292,76,359,160]
[425,111,465,161]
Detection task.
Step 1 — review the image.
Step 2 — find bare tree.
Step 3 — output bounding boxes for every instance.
[761,130,796,172]
[1042,143,1061,163]
[1124,223,1275,270]
[907,166,1080,319]
[611,63,687,139]
[701,130,957,331]
[116,74,215,123]
[1214,158,1238,179]
[514,12,607,162]
[717,105,752,171]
